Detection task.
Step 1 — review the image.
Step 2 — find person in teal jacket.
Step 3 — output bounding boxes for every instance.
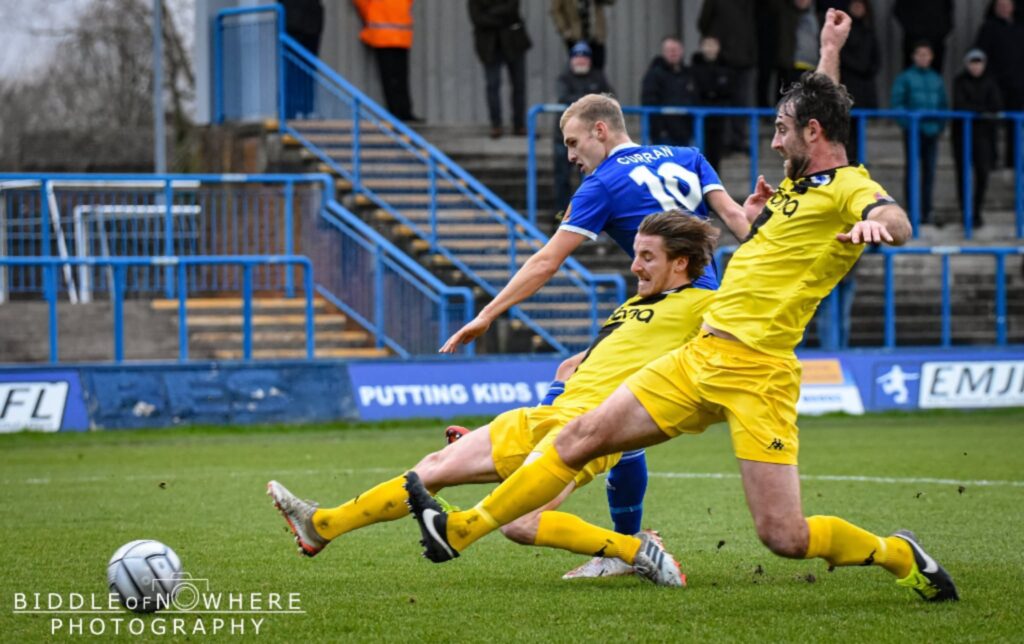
[890,41,948,225]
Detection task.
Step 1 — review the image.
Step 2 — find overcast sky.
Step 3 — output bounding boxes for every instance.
[0,0,193,82]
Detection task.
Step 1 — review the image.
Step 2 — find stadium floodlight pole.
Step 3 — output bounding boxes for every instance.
[152,0,167,173]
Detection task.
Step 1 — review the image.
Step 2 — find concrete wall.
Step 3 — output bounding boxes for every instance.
[197,1,995,125]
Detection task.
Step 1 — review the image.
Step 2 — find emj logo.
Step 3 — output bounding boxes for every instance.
[919,361,1024,408]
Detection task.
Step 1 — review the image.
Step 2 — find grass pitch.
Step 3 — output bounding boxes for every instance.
[1,410,1023,642]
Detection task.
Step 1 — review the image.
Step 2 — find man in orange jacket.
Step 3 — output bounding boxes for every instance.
[353,0,420,121]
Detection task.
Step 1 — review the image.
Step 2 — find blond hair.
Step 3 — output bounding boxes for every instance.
[559,93,627,133]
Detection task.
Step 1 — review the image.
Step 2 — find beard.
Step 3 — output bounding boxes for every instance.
[784,153,811,180]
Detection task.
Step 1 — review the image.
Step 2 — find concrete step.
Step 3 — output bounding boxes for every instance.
[182,314,348,327]
[151,298,326,312]
[213,347,390,360]
[190,330,369,346]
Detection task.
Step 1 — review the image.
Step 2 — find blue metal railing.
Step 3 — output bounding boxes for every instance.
[212,5,626,354]
[714,244,1024,349]
[312,200,476,358]
[528,104,1024,239]
[0,255,315,363]
[1,173,477,357]
[0,173,318,299]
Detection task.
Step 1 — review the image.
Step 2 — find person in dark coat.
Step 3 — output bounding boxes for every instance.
[279,0,324,118]
[775,0,820,92]
[840,0,880,162]
[952,49,1003,229]
[552,41,613,213]
[640,36,697,146]
[691,36,733,170]
[974,0,1024,168]
[893,0,953,71]
[698,0,757,151]
[469,0,532,138]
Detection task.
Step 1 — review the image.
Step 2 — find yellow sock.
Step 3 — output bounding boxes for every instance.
[311,476,409,540]
[805,515,913,578]
[534,511,642,563]
[447,447,580,552]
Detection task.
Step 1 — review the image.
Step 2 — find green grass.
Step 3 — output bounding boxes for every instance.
[1,410,1023,642]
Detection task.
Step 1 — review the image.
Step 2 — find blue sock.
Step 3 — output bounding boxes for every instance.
[540,380,565,406]
[606,449,647,535]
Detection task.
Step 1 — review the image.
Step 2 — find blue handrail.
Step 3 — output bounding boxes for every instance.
[271,34,625,352]
[529,104,1024,240]
[0,255,315,364]
[0,172,476,356]
[714,244,1024,348]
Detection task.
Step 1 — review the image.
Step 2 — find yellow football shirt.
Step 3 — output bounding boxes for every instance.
[555,285,713,409]
[703,165,894,358]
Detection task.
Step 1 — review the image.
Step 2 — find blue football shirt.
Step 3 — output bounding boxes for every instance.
[560,143,725,290]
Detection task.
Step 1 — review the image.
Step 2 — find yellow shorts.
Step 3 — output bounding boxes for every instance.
[488,405,622,488]
[625,332,801,465]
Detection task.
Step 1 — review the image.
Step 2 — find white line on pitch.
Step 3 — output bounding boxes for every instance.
[649,471,1024,488]
[8,468,1024,489]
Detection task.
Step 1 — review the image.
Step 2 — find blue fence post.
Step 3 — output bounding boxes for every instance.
[113,264,125,363]
[428,157,437,251]
[856,114,867,165]
[45,263,58,363]
[275,5,285,129]
[242,263,254,360]
[962,115,974,239]
[177,261,188,361]
[748,111,759,193]
[526,105,540,226]
[940,253,951,347]
[284,181,295,297]
[213,14,224,123]
[373,250,384,348]
[163,180,174,297]
[439,296,449,352]
[995,253,1007,345]
[303,260,315,358]
[693,112,706,152]
[908,115,921,236]
[1016,116,1023,238]
[821,290,840,350]
[884,253,896,348]
[352,101,362,188]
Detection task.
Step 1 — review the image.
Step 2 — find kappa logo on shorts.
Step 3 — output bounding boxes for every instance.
[769,438,785,450]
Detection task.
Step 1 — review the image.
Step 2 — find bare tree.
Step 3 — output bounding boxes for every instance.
[0,0,195,171]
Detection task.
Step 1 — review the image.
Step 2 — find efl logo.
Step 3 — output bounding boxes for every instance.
[0,382,69,433]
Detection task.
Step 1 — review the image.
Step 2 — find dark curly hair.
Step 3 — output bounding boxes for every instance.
[776,71,854,145]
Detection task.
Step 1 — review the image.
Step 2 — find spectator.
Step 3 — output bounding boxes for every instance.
[469,0,532,139]
[698,0,757,152]
[640,36,697,146]
[974,0,1024,169]
[754,0,780,107]
[776,0,820,92]
[840,0,881,162]
[952,49,1003,229]
[549,0,615,70]
[552,42,613,213]
[353,0,420,122]
[691,36,733,170]
[892,0,953,71]
[890,42,948,226]
[280,0,325,119]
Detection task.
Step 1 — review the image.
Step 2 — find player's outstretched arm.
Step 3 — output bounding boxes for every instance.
[836,204,912,246]
[439,230,586,353]
[705,190,752,240]
[817,8,851,83]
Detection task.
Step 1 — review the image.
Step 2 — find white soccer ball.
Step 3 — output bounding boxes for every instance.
[106,539,184,613]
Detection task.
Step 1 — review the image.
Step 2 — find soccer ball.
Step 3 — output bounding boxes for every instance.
[106,540,184,613]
